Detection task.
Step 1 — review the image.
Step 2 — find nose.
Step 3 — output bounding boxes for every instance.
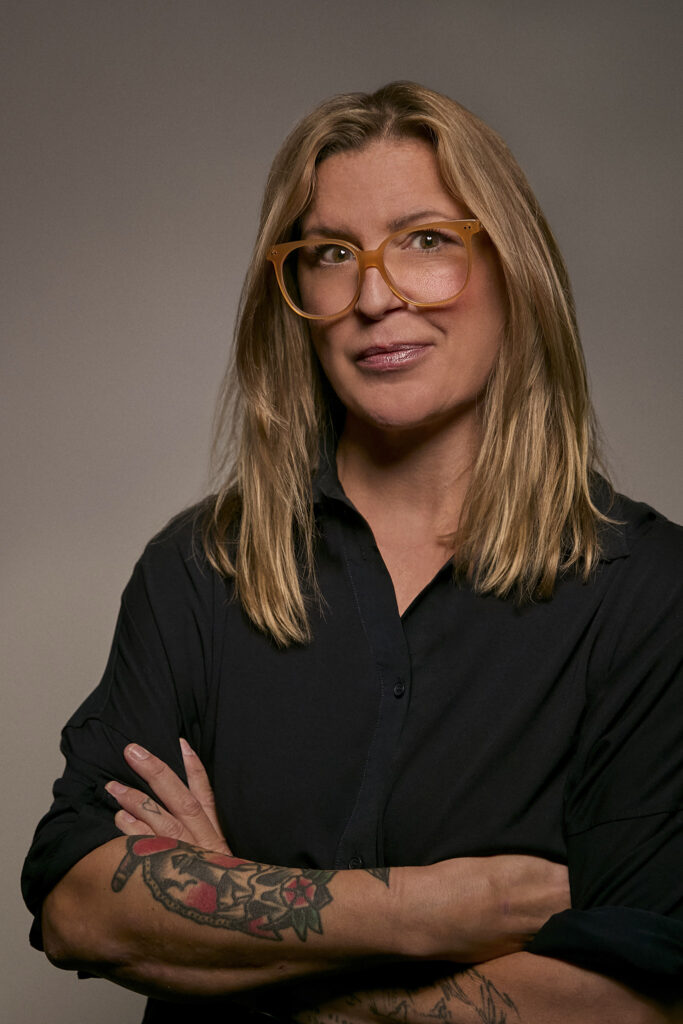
[354,266,405,320]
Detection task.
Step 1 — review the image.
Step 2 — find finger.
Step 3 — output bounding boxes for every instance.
[106,780,180,836]
[114,807,153,837]
[179,738,231,850]
[123,743,228,851]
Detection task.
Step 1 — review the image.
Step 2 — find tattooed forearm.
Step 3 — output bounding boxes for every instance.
[438,968,519,1023]
[293,966,519,1023]
[364,970,518,1023]
[111,836,390,943]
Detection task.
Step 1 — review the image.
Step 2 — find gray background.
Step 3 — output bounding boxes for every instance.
[2,1,681,1021]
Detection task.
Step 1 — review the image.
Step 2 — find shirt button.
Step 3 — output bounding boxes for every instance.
[393,679,406,698]
[348,855,364,869]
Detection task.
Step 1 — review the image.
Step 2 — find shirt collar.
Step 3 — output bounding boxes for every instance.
[313,450,634,562]
[312,432,352,508]
[592,476,651,562]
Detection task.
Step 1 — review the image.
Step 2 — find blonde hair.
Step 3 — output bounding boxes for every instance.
[204,81,609,645]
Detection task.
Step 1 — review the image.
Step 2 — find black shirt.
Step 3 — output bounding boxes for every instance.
[22,468,683,1013]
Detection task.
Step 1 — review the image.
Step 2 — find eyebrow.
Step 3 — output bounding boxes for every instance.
[302,209,456,242]
[387,209,454,232]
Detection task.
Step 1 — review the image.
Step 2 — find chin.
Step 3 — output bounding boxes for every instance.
[352,406,457,436]
[352,405,429,431]
[343,391,483,442]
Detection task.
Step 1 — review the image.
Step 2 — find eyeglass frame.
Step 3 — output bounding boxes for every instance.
[267,219,484,321]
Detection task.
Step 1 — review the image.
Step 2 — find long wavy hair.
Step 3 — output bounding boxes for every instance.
[203,81,608,645]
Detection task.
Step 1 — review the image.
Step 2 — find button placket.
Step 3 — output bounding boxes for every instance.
[332,511,413,871]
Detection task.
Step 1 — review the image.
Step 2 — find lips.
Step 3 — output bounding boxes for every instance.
[355,342,432,370]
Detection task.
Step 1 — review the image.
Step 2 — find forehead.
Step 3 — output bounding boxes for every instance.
[302,138,466,235]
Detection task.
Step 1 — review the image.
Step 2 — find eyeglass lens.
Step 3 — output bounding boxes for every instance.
[282,226,470,317]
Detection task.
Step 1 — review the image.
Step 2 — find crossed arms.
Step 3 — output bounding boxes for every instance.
[41,741,680,1022]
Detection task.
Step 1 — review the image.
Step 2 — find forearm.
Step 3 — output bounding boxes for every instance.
[39,744,574,1001]
[288,954,681,1024]
[41,835,403,996]
[45,834,539,1000]
[41,835,569,1000]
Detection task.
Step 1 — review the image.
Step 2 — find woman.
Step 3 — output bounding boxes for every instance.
[23,83,682,1022]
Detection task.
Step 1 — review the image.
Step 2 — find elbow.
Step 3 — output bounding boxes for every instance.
[41,880,125,974]
[41,884,85,969]
[39,879,285,998]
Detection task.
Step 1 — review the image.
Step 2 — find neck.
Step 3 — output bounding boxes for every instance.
[336,411,481,534]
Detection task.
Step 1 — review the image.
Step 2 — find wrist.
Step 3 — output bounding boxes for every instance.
[391,862,453,960]
[391,858,517,964]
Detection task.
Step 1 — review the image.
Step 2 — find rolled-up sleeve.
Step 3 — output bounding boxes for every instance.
[528,516,683,995]
[21,514,214,948]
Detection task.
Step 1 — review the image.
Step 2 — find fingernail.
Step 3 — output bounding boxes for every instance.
[179,737,194,757]
[106,781,128,797]
[127,743,150,760]
[118,810,137,824]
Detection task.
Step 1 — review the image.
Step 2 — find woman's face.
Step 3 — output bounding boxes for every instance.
[302,138,507,439]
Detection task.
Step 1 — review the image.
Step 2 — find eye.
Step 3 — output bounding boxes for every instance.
[416,232,440,250]
[405,229,462,252]
[310,243,353,266]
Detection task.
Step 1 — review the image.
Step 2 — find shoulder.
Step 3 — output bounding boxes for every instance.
[142,501,209,565]
[124,500,229,610]
[597,483,683,592]
[588,484,682,673]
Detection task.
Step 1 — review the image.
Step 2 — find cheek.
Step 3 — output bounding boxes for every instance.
[458,260,507,360]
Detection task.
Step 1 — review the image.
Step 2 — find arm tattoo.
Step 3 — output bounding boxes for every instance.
[364,867,390,886]
[111,836,390,942]
[364,971,519,1022]
[437,969,519,1023]
[295,967,519,1023]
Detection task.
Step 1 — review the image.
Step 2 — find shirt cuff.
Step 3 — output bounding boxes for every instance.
[526,906,683,997]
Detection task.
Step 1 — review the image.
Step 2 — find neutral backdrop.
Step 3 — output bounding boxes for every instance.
[2,1,681,1021]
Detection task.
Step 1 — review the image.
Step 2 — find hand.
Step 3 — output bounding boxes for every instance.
[105,739,231,855]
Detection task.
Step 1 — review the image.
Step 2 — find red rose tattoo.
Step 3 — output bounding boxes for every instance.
[111,836,337,941]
